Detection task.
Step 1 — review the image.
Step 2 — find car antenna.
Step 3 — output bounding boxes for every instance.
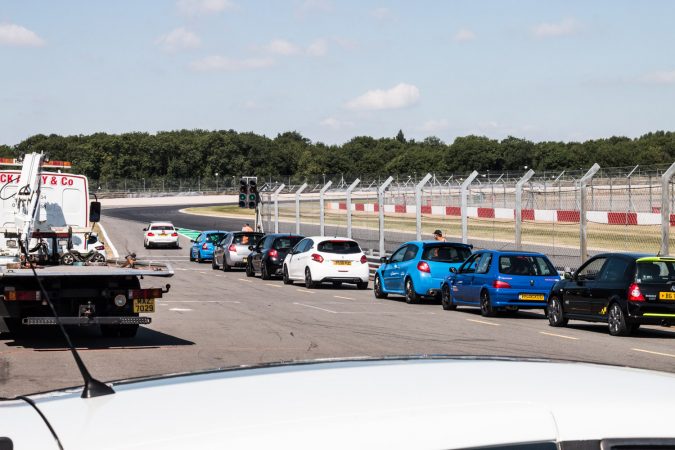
[18,241,115,398]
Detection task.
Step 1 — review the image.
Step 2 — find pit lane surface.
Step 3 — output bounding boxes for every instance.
[1,206,674,397]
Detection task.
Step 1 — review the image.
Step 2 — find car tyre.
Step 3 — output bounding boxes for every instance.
[405,278,419,304]
[245,261,255,277]
[283,266,293,285]
[197,250,205,264]
[374,275,388,299]
[480,290,496,317]
[608,302,631,336]
[222,257,231,272]
[261,262,271,280]
[547,296,568,327]
[356,281,368,290]
[189,250,195,262]
[212,257,220,270]
[305,267,317,289]
[441,284,456,311]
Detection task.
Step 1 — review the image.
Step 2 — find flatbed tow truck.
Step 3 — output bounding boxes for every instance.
[0,153,172,337]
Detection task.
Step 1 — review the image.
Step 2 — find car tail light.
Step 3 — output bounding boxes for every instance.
[147,232,155,237]
[311,253,324,263]
[95,245,105,250]
[269,249,278,258]
[202,243,208,250]
[171,232,178,237]
[493,280,511,289]
[360,254,368,264]
[417,261,430,273]
[228,244,237,253]
[628,283,645,302]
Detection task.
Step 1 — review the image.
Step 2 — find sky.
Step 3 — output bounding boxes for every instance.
[1,0,674,146]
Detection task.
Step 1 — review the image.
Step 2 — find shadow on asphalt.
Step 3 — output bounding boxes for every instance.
[1,326,195,350]
[565,323,675,339]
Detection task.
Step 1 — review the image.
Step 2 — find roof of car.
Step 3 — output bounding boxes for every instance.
[405,241,472,247]
[148,222,175,227]
[201,230,229,234]
[636,256,675,263]
[592,252,653,260]
[263,233,304,238]
[304,236,355,242]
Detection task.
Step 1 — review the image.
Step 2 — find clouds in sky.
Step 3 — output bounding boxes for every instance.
[177,0,235,16]
[320,117,354,130]
[156,27,201,52]
[296,0,333,17]
[418,119,449,133]
[641,70,675,85]
[190,56,274,71]
[454,28,476,43]
[345,83,420,111]
[0,23,44,47]
[532,18,580,38]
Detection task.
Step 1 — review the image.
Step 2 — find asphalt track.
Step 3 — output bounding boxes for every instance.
[0,204,674,397]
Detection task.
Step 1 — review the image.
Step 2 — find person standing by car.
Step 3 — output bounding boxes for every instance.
[242,223,253,232]
[433,230,446,242]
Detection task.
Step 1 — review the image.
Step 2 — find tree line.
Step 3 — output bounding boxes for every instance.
[1,130,673,182]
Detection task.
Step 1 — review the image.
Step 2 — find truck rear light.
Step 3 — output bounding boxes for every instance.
[4,289,41,301]
[147,232,155,237]
[493,280,511,289]
[128,288,163,299]
[228,244,237,253]
[311,253,324,263]
[269,249,278,258]
[628,283,645,302]
[417,261,430,273]
[202,243,208,250]
[360,254,368,264]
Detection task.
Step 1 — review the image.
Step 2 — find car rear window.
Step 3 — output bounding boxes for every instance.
[499,255,557,276]
[317,240,361,254]
[206,233,226,243]
[233,233,262,245]
[273,236,303,250]
[150,225,174,231]
[637,261,675,284]
[422,245,471,263]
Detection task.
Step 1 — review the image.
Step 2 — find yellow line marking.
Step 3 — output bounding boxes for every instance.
[466,318,499,326]
[238,278,253,283]
[334,295,355,300]
[296,289,315,294]
[539,331,579,340]
[632,348,675,359]
[265,283,282,287]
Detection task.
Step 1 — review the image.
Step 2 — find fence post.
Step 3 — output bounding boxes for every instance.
[295,183,308,235]
[415,173,433,240]
[272,184,285,233]
[660,163,675,255]
[579,164,601,265]
[346,178,360,239]
[515,169,535,250]
[460,171,479,244]
[319,181,333,236]
[378,176,394,256]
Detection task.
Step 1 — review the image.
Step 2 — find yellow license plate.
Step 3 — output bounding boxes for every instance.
[242,257,248,263]
[160,233,167,236]
[659,292,675,300]
[519,294,544,301]
[333,261,351,266]
[133,299,155,313]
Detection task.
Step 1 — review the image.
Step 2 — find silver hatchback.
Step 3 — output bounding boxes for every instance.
[213,232,263,271]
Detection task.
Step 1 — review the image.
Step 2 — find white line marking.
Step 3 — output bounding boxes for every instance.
[169,308,192,312]
[238,278,253,283]
[334,295,355,300]
[539,331,579,340]
[293,302,436,315]
[294,302,337,313]
[265,283,282,287]
[199,272,209,274]
[97,222,119,258]
[466,318,500,326]
[633,348,675,359]
[296,289,315,294]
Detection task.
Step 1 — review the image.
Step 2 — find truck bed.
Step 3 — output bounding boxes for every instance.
[0,260,173,278]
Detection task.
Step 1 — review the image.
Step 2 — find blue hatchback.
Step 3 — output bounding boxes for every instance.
[374,241,473,304]
[441,250,560,316]
[189,230,229,263]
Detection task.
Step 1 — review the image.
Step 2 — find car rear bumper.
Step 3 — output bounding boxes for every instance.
[320,277,367,284]
[627,302,675,325]
[227,253,249,266]
[148,238,178,246]
[490,289,549,308]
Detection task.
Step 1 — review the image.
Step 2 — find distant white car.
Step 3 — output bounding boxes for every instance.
[85,232,106,256]
[143,222,179,249]
[283,236,369,289]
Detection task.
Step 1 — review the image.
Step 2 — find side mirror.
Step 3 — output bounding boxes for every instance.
[379,256,388,264]
[89,201,101,223]
[563,271,573,280]
[143,228,147,232]
[248,245,254,251]
[449,267,457,273]
[190,239,195,243]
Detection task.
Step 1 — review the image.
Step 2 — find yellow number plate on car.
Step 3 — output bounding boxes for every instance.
[519,294,544,301]
[659,292,675,300]
[133,299,155,313]
[333,261,352,266]
[242,257,248,263]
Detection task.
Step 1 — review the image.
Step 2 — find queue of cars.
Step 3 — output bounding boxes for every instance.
[148,223,675,337]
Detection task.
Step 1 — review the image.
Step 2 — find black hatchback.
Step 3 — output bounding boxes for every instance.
[245,233,305,280]
[547,253,675,336]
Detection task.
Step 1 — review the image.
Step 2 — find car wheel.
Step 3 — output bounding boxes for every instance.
[441,284,456,311]
[261,262,271,280]
[222,257,231,272]
[189,250,195,262]
[374,275,388,299]
[608,303,631,336]
[304,267,317,289]
[212,257,220,270]
[143,240,148,249]
[245,261,255,277]
[480,290,496,317]
[197,250,204,264]
[283,265,293,285]
[60,253,75,265]
[405,278,419,304]
[356,281,368,290]
[90,253,106,263]
[547,296,568,327]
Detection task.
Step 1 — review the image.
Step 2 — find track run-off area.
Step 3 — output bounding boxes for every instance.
[1,201,674,396]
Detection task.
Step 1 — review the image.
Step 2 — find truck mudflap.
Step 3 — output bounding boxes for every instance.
[22,316,151,326]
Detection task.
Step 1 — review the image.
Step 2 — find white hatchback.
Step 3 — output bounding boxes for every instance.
[143,222,179,249]
[283,236,370,289]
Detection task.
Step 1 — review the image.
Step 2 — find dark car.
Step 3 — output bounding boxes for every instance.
[245,233,305,279]
[546,253,675,336]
